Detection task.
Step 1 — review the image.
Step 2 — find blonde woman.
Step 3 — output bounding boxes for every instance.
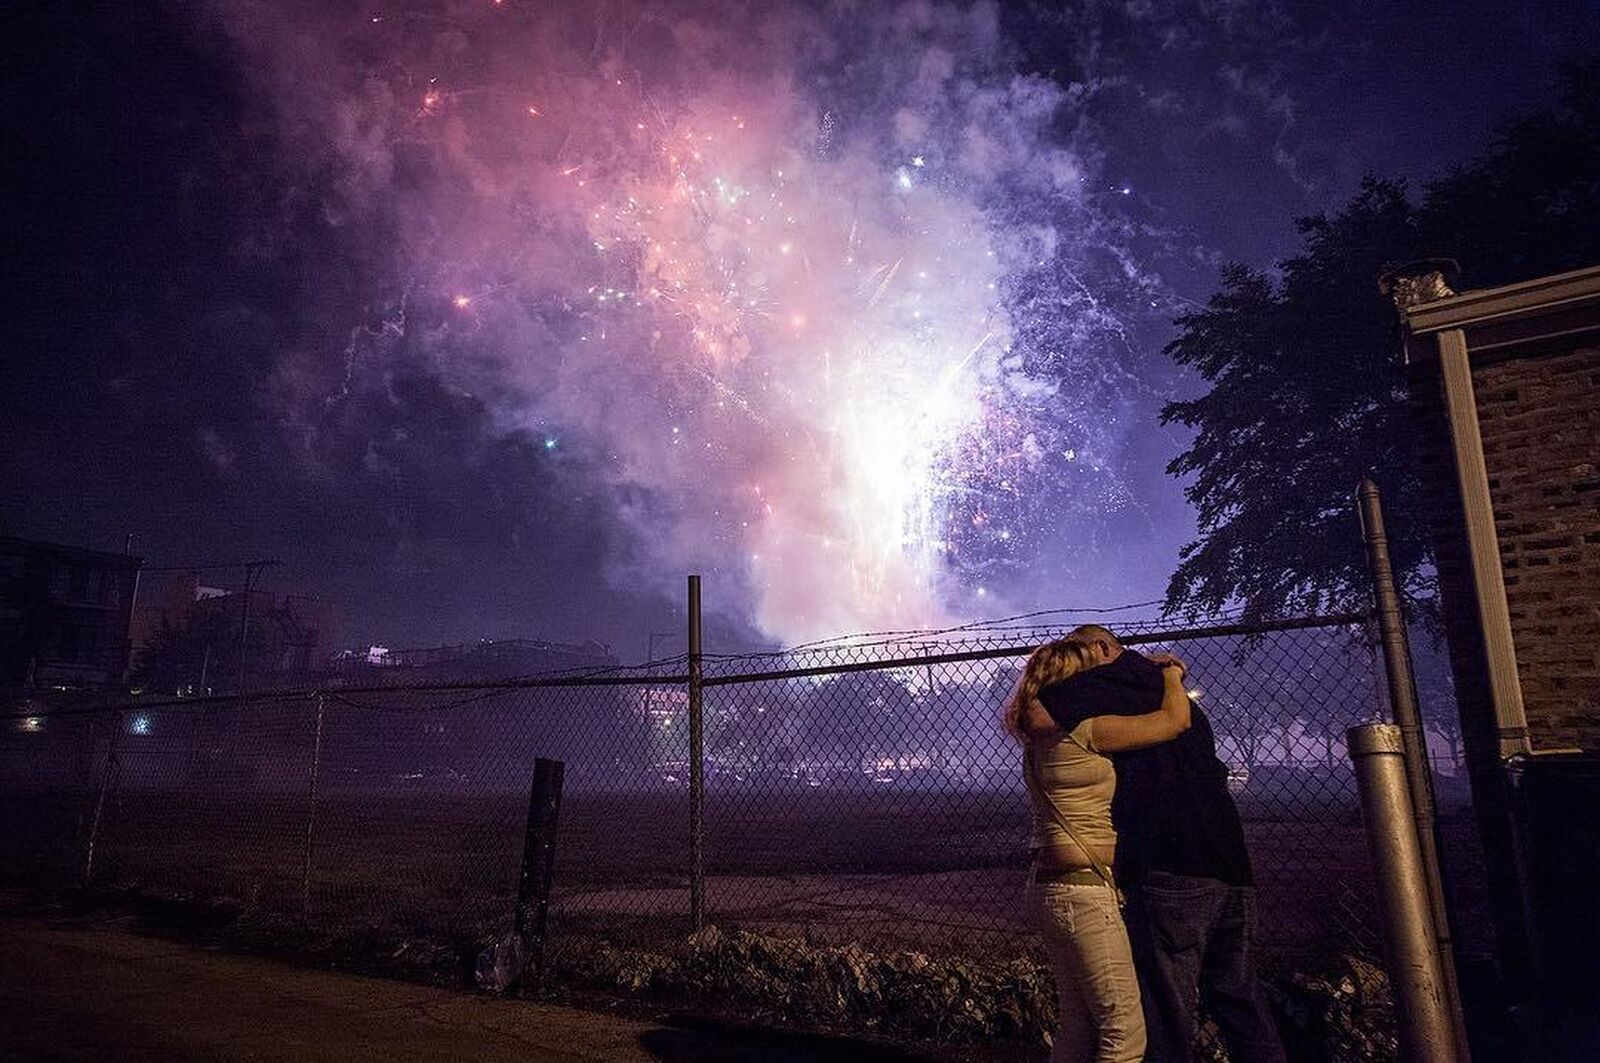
[1005,638,1192,1063]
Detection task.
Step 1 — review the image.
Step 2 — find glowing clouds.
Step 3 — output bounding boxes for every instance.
[556,84,1012,639]
[228,1,1154,643]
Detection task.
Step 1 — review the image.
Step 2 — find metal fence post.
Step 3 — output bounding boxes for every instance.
[82,712,123,887]
[687,573,705,931]
[1356,478,1470,1058]
[300,691,326,917]
[1349,724,1457,1062]
[514,756,565,996]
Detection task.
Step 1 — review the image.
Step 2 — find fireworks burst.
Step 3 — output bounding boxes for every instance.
[242,1,1161,641]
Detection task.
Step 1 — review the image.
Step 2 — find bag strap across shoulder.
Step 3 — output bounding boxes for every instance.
[1025,742,1124,906]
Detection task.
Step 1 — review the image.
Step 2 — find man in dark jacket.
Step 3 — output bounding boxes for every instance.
[1033,624,1285,1063]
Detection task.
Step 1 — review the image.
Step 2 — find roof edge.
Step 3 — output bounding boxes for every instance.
[1404,264,1600,336]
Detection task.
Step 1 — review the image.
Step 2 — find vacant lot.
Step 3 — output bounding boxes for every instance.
[3,781,1397,972]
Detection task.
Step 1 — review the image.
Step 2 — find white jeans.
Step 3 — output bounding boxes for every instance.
[1029,880,1147,1063]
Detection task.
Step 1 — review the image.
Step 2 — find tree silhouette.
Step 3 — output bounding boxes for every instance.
[133,598,316,695]
[1163,56,1600,620]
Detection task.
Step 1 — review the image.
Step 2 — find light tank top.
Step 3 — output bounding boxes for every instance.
[1026,718,1118,858]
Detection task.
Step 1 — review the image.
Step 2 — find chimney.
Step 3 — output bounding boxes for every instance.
[1378,258,1460,311]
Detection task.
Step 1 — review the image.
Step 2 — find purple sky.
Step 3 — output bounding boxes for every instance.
[2,0,1593,659]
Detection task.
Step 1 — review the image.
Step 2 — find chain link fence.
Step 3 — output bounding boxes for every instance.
[2,610,1417,1054]
[694,614,1388,970]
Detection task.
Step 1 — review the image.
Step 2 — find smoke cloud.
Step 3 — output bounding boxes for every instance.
[220,0,1172,642]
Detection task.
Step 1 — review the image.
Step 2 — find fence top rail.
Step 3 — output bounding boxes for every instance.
[7,611,1368,719]
[701,611,1371,686]
[10,669,694,720]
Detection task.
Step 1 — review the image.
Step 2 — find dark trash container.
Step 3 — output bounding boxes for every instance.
[1506,752,1600,1055]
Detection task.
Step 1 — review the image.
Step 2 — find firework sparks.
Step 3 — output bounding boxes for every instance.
[236,1,1156,641]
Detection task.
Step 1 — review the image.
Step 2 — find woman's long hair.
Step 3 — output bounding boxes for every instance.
[1002,638,1095,741]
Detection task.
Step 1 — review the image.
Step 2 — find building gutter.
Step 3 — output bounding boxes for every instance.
[1394,267,1600,758]
[1430,327,1530,759]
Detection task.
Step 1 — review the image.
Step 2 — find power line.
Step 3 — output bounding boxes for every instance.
[140,560,281,573]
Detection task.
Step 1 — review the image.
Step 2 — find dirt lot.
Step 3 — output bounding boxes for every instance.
[0,784,1401,972]
[0,909,934,1062]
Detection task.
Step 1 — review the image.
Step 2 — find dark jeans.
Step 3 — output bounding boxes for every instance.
[1124,871,1286,1063]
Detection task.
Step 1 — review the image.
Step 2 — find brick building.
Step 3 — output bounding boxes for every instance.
[0,536,142,690]
[1399,263,1600,1034]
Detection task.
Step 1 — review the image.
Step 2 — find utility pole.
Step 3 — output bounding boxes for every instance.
[121,534,142,688]
[138,558,281,694]
[234,560,279,694]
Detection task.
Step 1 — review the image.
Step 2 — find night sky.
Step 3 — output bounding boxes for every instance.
[2,0,1593,657]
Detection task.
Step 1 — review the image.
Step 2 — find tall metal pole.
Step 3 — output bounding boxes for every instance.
[236,563,257,694]
[1356,479,1470,1059]
[232,560,280,694]
[122,540,141,688]
[686,574,705,931]
[1349,724,1457,1063]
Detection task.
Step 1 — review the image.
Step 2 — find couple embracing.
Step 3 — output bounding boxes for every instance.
[1006,625,1286,1063]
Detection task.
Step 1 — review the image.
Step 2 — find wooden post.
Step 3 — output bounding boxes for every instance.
[513,757,564,996]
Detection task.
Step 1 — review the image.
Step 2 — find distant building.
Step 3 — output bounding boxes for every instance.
[0,536,142,690]
[631,684,689,772]
[329,637,615,684]
[129,570,336,694]
[321,637,635,786]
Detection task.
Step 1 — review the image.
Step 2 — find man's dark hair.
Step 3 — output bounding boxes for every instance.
[1067,623,1121,650]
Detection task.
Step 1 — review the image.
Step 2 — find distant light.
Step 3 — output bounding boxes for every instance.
[1188,688,1203,700]
[18,717,43,734]
[543,437,558,450]
[452,294,472,309]
[1119,186,1132,195]
[130,715,152,736]
[911,155,926,167]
